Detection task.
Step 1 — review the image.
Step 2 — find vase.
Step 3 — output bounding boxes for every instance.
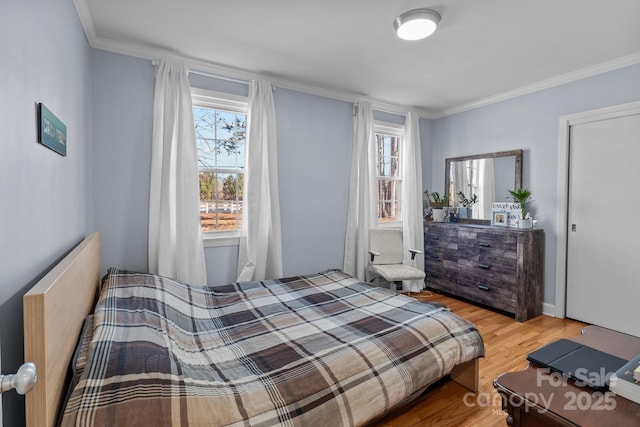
[518,219,533,229]
[432,208,447,222]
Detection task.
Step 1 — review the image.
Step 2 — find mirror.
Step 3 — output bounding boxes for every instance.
[445,149,522,224]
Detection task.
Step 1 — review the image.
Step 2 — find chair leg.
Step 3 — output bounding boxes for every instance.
[391,281,411,296]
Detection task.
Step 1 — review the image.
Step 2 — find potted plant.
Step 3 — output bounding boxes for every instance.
[456,191,478,219]
[508,188,533,228]
[426,190,450,222]
[429,191,449,208]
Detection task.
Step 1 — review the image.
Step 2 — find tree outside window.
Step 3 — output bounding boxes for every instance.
[193,105,246,233]
[374,126,403,224]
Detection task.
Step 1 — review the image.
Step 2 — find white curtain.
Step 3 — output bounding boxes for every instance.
[148,58,207,285]
[236,80,283,281]
[402,112,425,292]
[478,158,495,220]
[343,102,376,281]
[453,160,470,203]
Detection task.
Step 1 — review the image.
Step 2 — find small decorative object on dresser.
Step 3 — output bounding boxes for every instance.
[508,187,533,229]
[491,202,521,227]
[456,191,478,219]
[426,190,450,222]
[492,211,507,227]
[424,222,543,321]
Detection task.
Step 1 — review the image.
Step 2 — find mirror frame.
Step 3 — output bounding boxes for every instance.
[444,149,523,224]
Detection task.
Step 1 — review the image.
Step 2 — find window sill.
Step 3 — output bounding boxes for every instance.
[203,232,240,248]
[378,222,402,229]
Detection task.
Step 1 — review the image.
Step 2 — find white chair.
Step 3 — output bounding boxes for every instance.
[368,228,425,293]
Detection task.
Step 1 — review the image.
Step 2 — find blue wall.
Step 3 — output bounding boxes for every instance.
[275,88,353,276]
[0,0,94,424]
[92,51,155,276]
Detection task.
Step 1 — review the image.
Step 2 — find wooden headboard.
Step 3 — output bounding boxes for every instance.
[23,233,101,427]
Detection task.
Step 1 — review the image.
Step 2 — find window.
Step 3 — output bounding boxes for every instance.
[374,123,404,225]
[192,89,247,238]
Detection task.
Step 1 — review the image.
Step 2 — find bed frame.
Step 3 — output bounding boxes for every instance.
[23,233,101,427]
[21,232,477,427]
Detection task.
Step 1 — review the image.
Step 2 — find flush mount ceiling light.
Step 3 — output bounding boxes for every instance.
[393,8,441,41]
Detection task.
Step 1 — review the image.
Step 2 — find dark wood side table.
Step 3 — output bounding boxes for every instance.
[493,326,640,426]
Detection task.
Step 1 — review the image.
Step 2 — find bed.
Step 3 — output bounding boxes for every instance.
[24,233,484,426]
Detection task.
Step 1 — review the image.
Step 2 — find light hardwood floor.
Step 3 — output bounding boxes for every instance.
[370,291,587,427]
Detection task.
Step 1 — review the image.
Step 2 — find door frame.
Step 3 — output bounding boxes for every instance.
[555,100,640,318]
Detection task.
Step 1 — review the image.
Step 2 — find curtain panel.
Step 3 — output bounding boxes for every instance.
[148,58,207,285]
[236,80,283,281]
[402,111,425,292]
[478,158,495,220]
[343,102,376,281]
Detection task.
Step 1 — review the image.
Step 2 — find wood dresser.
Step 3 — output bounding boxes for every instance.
[424,222,543,321]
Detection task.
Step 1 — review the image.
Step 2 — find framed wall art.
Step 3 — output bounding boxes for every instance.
[38,103,66,156]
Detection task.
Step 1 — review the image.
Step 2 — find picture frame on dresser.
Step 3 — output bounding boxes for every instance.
[492,212,507,227]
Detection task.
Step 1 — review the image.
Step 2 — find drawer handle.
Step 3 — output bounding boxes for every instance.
[478,285,490,291]
[478,264,491,270]
[430,235,440,240]
[430,254,440,260]
[430,272,440,278]
[478,242,490,247]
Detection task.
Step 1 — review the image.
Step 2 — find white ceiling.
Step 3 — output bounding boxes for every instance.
[76,0,640,117]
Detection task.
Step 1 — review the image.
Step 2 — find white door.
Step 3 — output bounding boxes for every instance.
[566,111,640,337]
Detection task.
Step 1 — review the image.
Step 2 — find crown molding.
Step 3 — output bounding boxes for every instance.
[94,35,432,118]
[73,0,97,44]
[72,1,637,121]
[433,52,640,119]
[73,1,432,119]
[74,0,426,119]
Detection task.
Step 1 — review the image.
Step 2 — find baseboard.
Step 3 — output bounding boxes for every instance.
[542,302,557,317]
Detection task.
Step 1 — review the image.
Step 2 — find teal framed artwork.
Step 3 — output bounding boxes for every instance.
[38,103,66,156]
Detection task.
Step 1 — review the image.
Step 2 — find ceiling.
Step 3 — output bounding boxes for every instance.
[76,0,640,117]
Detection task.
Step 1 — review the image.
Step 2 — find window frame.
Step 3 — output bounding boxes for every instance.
[191,88,248,247]
[373,121,405,228]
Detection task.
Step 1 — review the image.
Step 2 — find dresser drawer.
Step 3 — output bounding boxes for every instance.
[425,243,457,264]
[457,228,518,313]
[424,224,457,249]
[458,228,517,254]
[458,228,517,279]
[425,270,457,294]
[424,250,457,292]
[457,257,517,283]
[456,274,517,313]
[460,283,516,313]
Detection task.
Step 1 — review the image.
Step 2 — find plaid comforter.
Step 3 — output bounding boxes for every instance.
[60,269,484,426]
